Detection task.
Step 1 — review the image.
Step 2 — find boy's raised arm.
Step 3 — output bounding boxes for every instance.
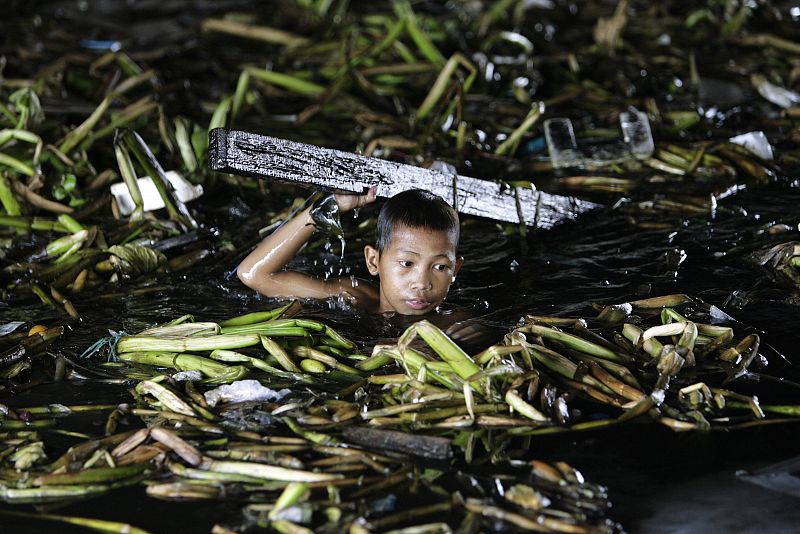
[236,188,376,300]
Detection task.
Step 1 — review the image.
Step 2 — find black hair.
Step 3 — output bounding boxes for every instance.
[375,189,460,252]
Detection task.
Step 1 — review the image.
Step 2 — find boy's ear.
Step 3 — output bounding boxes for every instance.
[364,245,380,276]
[454,256,464,277]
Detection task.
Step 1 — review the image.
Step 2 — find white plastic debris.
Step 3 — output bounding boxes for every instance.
[729,131,774,161]
[544,109,654,169]
[0,321,25,337]
[110,171,203,216]
[752,74,800,109]
[172,370,203,382]
[709,305,736,325]
[204,380,291,407]
[619,109,655,159]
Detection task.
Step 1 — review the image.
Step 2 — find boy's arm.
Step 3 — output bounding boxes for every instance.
[236,189,376,299]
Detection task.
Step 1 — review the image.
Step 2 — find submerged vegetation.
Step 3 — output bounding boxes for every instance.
[1,0,800,531]
[2,294,794,532]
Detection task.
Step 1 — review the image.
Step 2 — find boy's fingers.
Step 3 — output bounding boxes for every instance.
[363,186,378,204]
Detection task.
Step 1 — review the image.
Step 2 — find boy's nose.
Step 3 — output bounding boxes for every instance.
[411,270,433,291]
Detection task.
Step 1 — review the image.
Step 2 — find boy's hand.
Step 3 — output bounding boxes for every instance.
[335,186,377,213]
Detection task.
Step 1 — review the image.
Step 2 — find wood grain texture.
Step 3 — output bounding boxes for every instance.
[209,128,600,229]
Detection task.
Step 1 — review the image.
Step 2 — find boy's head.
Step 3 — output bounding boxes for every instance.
[364,190,463,315]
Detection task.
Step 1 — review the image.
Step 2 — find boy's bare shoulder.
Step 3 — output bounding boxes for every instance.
[335,277,380,312]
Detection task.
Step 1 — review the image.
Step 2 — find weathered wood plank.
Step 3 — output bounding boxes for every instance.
[208,128,601,229]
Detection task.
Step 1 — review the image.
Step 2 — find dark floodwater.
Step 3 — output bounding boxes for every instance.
[3,1,800,532]
[3,182,800,532]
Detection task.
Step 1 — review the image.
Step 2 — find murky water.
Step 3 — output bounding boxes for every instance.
[3,182,799,532]
[3,0,800,531]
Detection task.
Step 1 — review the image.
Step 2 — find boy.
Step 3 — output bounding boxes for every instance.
[237,188,464,316]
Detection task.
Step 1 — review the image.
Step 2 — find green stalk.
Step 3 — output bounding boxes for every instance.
[0,215,29,230]
[199,458,342,482]
[33,217,68,232]
[521,324,628,362]
[416,54,467,119]
[356,351,395,371]
[628,294,692,309]
[120,129,196,228]
[201,18,309,47]
[168,462,282,485]
[245,67,325,96]
[231,71,251,121]
[52,240,84,264]
[57,213,84,233]
[35,464,147,486]
[528,344,577,379]
[138,322,220,338]
[0,153,34,176]
[494,102,544,156]
[44,229,89,258]
[262,335,302,373]
[135,380,197,416]
[255,324,318,335]
[0,511,153,534]
[696,324,734,338]
[219,303,295,327]
[405,320,480,380]
[208,96,232,132]
[59,95,112,154]
[114,133,144,221]
[209,349,310,382]
[0,484,112,503]
[82,97,157,150]
[118,351,235,377]
[117,333,261,353]
[323,326,356,350]
[0,173,22,218]
[174,117,198,172]
[505,390,549,422]
[293,346,362,375]
[269,482,309,519]
[727,401,800,416]
[395,3,445,66]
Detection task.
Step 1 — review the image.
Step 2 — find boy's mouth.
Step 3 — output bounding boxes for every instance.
[404,299,432,311]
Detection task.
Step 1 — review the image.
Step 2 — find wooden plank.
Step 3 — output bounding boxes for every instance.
[208,128,601,229]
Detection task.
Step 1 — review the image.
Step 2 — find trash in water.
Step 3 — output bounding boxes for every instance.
[0,321,25,337]
[110,170,203,216]
[751,74,800,109]
[172,370,204,382]
[620,109,655,159]
[729,131,774,161]
[544,108,654,169]
[204,379,291,407]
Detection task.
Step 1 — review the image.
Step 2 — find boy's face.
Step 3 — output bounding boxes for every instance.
[364,224,463,315]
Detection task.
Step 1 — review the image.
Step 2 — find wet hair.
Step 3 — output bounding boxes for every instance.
[375,190,460,252]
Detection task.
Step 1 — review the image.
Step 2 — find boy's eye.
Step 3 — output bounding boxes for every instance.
[434,264,450,272]
[398,260,413,267]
